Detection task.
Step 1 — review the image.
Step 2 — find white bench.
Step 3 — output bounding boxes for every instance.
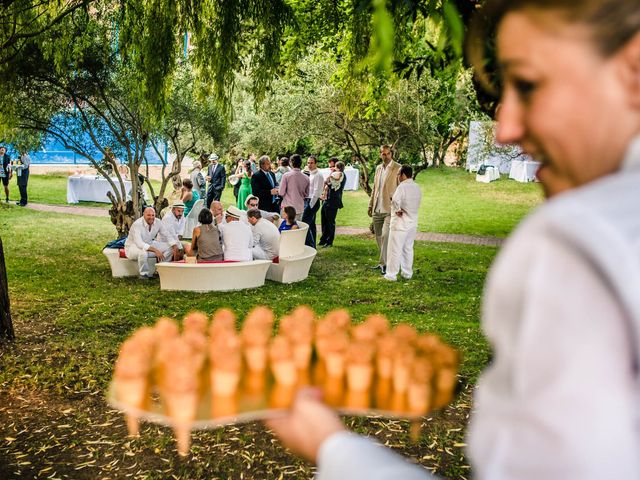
[155,260,272,292]
[103,248,139,278]
[266,221,317,284]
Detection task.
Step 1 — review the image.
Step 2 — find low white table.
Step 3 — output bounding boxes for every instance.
[509,160,540,182]
[318,166,359,191]
[67,175,133,203]
[476,165,501,183]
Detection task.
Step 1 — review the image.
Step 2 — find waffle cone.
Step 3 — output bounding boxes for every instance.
[347,364,373,392]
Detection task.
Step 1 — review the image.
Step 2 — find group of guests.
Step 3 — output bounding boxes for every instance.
[192,152,348,250]
[0,146,30,206]
[123,193,300,279]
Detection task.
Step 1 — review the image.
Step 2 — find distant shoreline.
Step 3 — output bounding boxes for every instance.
[30,163,193,181]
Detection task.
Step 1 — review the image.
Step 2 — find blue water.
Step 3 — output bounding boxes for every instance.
[14,136,167,165]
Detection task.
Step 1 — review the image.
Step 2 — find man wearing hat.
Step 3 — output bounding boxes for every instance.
[243,195,278,223]
[159,201,187,260]
[218,206,253,262]
[205,153,226,208]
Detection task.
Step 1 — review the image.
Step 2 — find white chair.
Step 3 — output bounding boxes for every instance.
[156,260,272,292]
[183,199,205,239]
[102,248,139,277]
[476,165,500,183]
[266,221,317,284]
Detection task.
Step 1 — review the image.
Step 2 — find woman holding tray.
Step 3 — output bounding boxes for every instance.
[268,1,640,478]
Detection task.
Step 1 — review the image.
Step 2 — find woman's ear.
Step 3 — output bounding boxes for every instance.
[618,31,640,108]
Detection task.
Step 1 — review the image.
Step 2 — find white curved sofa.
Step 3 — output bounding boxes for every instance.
[156,260,272,292]
[266,221,317,284]
[102,248,139,278]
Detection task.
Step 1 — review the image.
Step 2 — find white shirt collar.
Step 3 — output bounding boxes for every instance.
[621,135,640,172]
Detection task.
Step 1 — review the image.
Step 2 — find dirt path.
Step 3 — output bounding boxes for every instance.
[25,202,504,247]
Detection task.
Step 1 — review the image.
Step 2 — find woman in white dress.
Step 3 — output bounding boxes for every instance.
[267,1,640,479]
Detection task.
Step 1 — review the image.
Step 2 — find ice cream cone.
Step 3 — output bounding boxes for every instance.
[363,314,389,336]
[269,383,296,409]
[346,341,375,392]
[375,377,392,410]
[408,383,431,415]
[408,357,434,415]
[126,413,140,437]
[347,363,373,392]
[272,360,297,386]
[392,323,418,343]
[173,423,192,457]
[292,343,312,371]
[211,394,238,419]
[209,308,236,338]
[183,311,208,334]
[376,355,393,379]
[269,335,297,386]
[244,346,267,372]
[323,375,344,407]
[391,344,416,392]
[210,369,240,397]
[345,389,370,410]
[325,351,345,378]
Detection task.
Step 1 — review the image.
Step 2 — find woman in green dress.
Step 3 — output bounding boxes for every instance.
[237,160,253,210]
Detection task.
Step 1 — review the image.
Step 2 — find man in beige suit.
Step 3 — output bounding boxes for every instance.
[368,145,401,275]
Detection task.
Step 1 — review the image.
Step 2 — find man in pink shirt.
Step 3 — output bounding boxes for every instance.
[278,154,309,221]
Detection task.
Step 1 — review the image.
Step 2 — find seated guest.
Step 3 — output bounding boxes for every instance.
[210,200,224,225]
[218,206,253,261]
[247,208,280,260]
[243,195,278,223]
[124,206,178,279]
[159,201,188,260]
[181,178,200,216]
[279,206,299,232]
[188,209,223,261]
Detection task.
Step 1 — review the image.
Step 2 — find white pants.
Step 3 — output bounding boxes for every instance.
[252,245,274,260]
[384,227,416,280]
[125,241,172,277]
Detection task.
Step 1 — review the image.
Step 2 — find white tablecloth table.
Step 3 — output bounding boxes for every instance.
[509,160,541,182]
[476,165,501,183]
[318,166,359,191]
[67,175,133,203]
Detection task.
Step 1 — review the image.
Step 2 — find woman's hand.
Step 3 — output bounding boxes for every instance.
[264,388,346,464]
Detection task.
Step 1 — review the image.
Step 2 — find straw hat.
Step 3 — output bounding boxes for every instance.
[225,205,242,219]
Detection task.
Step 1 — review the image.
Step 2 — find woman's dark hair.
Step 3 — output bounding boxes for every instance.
[182,178,193,189]
[468,0,640,94]
[335,161,345,172]
[198,208,213,225]
[280,157,290,167]
[283,206,296,223]
[244,160,253,177]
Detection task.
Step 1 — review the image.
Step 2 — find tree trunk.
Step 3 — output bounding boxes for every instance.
[108,194,136,237]
[0,237,14,341]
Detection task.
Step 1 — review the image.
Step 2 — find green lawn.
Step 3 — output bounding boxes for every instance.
[24,167,542,237]
[0,204,495,479]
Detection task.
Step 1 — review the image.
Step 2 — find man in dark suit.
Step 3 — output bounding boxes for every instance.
[205,153,226,208]
[251,155,280,213]
[0,146,11,203]
[318,159,347,248]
